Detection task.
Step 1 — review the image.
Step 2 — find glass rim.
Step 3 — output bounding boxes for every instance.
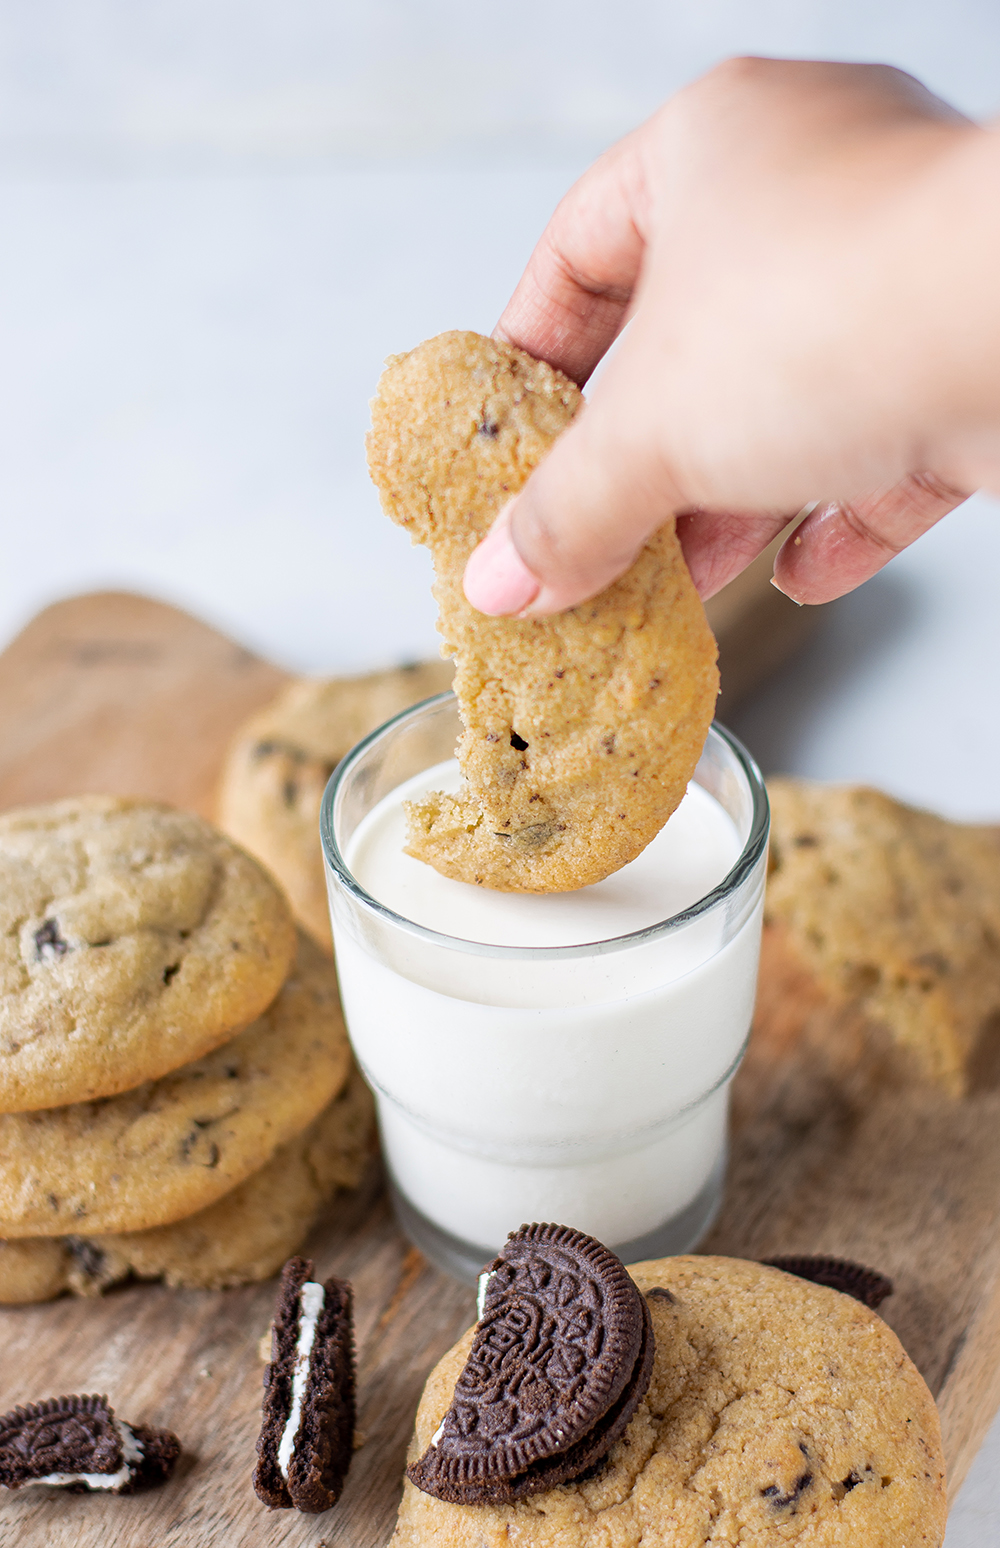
[319,691,769,962]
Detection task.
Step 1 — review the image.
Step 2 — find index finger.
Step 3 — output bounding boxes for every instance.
[494,129,651,386]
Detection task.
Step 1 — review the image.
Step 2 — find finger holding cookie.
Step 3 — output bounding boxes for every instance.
[472,57,991,619]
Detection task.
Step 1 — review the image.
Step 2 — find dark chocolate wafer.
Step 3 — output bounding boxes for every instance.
[254,1255,355,1514]
[0,1393,179,1494]
[408,1222,652,1504]
[762,1255,894,1310]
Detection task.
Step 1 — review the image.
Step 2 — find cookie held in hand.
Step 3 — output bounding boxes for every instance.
[407,1223,654,1505]
[254,1256,356,1513]
[0,1393,179,1494]
[367,331,719,893]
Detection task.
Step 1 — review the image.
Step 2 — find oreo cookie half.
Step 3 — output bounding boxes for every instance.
[763,1255,894,1310]
[408,1222,653,1505]
[254,1256,355,1514]
[0,1394,179,1494]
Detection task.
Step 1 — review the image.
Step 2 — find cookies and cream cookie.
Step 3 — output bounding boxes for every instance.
[254,1256,356,1513]
[392,1254,946,1548]
[766,778,1000,1095]
[0,795,296,1110]
[0,932,351,1237]
[367,331,719,893]
[0,1394,180,1495]
[217,660,453,949]
[409,1223,654,1506]
[0,1064,374,1302]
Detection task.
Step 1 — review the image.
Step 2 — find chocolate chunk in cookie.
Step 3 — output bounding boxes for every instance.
[762,1255,894,1310]
[407,1222,652,1505]
[254,1256,355,1513]
[367,331,718,893]
[0,1393,179,1494]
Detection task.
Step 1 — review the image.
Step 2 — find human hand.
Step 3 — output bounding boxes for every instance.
[462,59,987,615]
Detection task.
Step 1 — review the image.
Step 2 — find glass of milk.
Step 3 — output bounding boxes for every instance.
[321,692,768,1283]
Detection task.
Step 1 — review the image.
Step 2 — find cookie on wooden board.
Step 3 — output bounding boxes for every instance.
[766,778,1000,1096]
[217,660,453,949]
[392,1255,946,1548]
[408,1223,653,1505]
[0,1065,374,1303]
[0,1393,179,1494]
[367,331,719,893]
[0,795,296,1110]
[0,932,351,1237]
[254,1256,356,1513]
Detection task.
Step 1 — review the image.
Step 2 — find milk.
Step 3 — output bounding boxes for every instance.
[330,752,766,1266]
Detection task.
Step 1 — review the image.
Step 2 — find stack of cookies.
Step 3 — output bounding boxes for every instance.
[0,795,373,1304]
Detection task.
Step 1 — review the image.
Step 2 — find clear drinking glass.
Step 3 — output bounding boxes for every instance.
[321,692,769,1283]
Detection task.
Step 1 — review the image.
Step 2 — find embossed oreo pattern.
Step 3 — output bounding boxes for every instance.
[408,1223,648,1501]
[0,1394,120,1484]
[762,1256,894,1311]
[0,1393,180,1493]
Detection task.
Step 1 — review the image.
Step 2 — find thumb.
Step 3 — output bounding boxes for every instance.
[463,369,683,617]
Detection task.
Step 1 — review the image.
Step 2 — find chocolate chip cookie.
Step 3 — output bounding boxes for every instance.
[0,932,351,1237]
[0,795,296,1110]
[367,331,719,893]
[0,1064,374,1302]
[217,661,453,948]
[766,778,1000,1095]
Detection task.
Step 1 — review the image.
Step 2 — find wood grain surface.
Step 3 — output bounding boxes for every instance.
[0,587,988,1548]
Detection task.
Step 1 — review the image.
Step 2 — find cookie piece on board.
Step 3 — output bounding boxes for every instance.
[0,932,352,1237]
[392,1255,947,1548]
[0,1064,374,1303]
[0,795,296,1110]
[766,778,1000,1096]
[0,1393,179,1494]
[367,331,719,893]
[217,660,453,949]
[254,1257,356,1513]
[409,1223,653,1505]
[762,1254,894,1311]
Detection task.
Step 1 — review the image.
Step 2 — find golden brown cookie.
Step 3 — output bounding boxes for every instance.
[393,1255,946,1548]
[367,331,719,893]
[766,778,1000,1096]
[217,661,453,948]
[0,931,351,1237]
[0,795,296,1110]
[0,1065,374,1303]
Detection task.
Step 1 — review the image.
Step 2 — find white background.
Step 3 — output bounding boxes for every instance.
[0,5,998,1533]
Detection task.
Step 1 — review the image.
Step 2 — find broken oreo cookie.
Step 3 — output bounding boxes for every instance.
[254,1255,355,1514]
[763,1255,894,1310]
[0,1393,179,1494]
[407,1222,653,1506]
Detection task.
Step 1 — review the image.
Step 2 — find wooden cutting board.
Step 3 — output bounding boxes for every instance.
[0,588,994,1547]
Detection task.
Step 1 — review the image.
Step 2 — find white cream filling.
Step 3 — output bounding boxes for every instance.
[30,1420,143,1491]
[430,1419,447,1448]
[277,1280,326,1480]
[476,1271,493,1321]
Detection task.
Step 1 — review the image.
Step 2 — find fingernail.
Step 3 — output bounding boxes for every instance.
[464,506,540,616]
[770,574,804,606]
